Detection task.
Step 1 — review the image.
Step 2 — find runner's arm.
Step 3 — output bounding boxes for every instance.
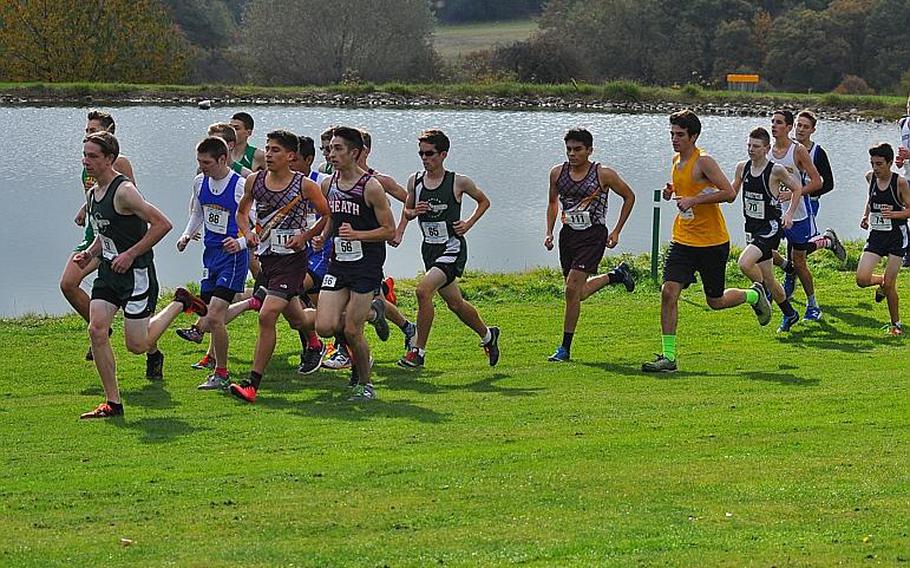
[111,182,172,271]
[302,178,330,242]
[545,166,560,249]
[453,174,490,236]
[889,177,910,220]
[177,179,204,251]
[377,172,408,203]
[814,148,834,196]
[600,166,635,245]
[731,161,745,199]
[252,148,266,172]
[860,172,872,229]
[236,174,258,249]
[349,178,395,242]
[795,145,822,195]
[772,164,803,223]
[403,173,420,221]
[681,156,735,207]
[114,156,136,185]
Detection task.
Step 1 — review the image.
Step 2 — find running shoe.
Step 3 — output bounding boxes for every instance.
[323,347,352,370]
[397,348,425,368]
[824,228,847,264]
[174,287,208,316]
[348,383,376,401]
[80,402,123,420]
[85,345,93,361]
[777,312,800,333]
[229,379,257,403]
[482,326,501,367]
[382,276,397,305]
[782,259,795,275]
[176,324,205,344]
[803,305,822,321]
[903,253,910,268]
[641,354,677,373]
[402,321,417,351]
[750,282,772,326]
[613,262,636,292]
[369,297,390,341]
[197,373,230,391]
[883,323,903,336]
[348,358,375,386]
[324,341,338,360]
[548,345,570,362]
[874,287,886,303]
[146,350,164,380]
[191,354,215,370]
[248,286,267,311]
[298,342,326,375]
[782,272,796,300]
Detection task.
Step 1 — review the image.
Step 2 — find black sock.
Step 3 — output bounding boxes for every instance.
[147,349,160,357]
[398,320,410,331]
[108,328,113,337]
[298,329,308,348]
[805,242,818,254]
[249,371,263,389]
[107,400,123,413]
[335,334,347,350]
[562,332,574,352]
[778,300,797,318]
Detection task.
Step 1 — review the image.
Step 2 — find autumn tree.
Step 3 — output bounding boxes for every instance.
[862,0,910,91]
[0,0,189,83]
[764,8,850,91]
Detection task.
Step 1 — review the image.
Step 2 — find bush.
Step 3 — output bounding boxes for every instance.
[833,75,875,95]
[491,34,590,84]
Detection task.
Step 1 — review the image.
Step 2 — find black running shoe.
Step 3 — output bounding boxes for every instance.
[146,350,164,380]
[369,297,390,341]
[298,342,326,375]
[85,345,93,361]
[614,262,636,292]
[482,326,501,367]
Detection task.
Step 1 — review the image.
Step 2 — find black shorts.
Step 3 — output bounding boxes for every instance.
[321,266,382,295]
[558,224,607,277]
[746,224,782,263]
[422,237,468,287]
[201,286,238,304]
[864,227,909,258]
[663,241,730,299]
[258,252,309,299]
[92,262,159,319]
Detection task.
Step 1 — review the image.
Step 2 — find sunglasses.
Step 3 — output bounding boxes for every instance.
[418,150,438,157]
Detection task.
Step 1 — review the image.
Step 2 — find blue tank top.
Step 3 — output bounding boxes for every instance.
[305,170,333,259]
[199,172,243,248]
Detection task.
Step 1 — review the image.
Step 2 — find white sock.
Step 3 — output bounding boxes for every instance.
[482,328,492,344]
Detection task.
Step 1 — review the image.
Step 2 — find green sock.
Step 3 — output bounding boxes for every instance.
[744,288,759,305]
[662,334,677,361]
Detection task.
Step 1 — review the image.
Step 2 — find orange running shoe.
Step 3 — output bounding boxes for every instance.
[382,277,397,305]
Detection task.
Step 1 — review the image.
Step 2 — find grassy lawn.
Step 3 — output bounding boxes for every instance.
[1,246,908,566]
[433,19,539,60]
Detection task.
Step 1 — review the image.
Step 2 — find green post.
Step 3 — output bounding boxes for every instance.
[651,188,661,281]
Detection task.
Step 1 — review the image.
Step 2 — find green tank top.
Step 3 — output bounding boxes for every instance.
[87,175,153,268]
[237,144,256,169]
[416,171,461,245]
[82,167,96,191]
[230,161,245,174]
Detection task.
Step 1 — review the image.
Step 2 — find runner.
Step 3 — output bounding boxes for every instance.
[543,127,636,362]
[317,127,335,174]
[75,132,207,419]
[642,110,771,373]
[207,122,253,177]
[229,129,330,403]
[734,127,804,331]
[856,143,910,335]
[894,94,910,267]
[61,110,137,361]
[176,137,249,390]
[314,126,396,400]
[229,112,265,171]
[396,129,501,369]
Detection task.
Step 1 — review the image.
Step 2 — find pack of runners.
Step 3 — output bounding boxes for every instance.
[66,106,908,419]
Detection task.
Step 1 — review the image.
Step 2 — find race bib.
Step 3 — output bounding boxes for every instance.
[322,274,337,288]
[99,234,118,261]
[744,197,765,220]
[678,207,695,221]
[869,212,892,231]
[421,220,449,244]
[203,205,229,234]
[564,210,592,230]
[202,267,210,280]
[333,237,363,262]
[270,228,299,255]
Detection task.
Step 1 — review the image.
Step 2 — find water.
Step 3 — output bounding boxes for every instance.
[0,105,897,316]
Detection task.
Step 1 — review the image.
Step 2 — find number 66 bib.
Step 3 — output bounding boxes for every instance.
[333,237,363,262]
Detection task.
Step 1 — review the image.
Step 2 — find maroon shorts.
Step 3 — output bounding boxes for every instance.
[257,252,309,299]
[558,224,607,277]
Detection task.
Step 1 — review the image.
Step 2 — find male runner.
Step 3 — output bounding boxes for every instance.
[642,110,771,373]
[62,110,136,361]
[396,129,501,369]
[229,129,330,403]
[894,94,910,266]
[208,122,254,177]
[176,137,249,390]
[314,127,396,400]
[733,127,804,331]
[229,112,265,171]
[75,132,207,419]
[317,127,335,174]
[856,143,910,335]
[544,127,636,362]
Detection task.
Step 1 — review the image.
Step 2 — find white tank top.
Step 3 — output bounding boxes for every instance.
[771,140,809,221]
[900,117,910,177]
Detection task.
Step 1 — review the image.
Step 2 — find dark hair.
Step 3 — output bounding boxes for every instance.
[84,131,120,159]
[231,112,254,131]
[749,127,771,145]
[207,122,237,144]
[796,110,817,127]
[332,126,365,151]
[87,110,116,134]
[359,128,372,149]
[196,136,229,160]
[266,129,299,152]
[297,135,315,159]
[869,142,894,163]
[669,109,701,137]
[564,127,593,148]
[320,127,335,142]
[773,109,795,126]
[417,129,450,152]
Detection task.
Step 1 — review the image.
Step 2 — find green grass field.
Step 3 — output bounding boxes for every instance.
[1,247,908,566]
[433,19,539,60]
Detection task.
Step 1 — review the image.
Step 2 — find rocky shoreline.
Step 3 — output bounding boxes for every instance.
[0,90,894,122]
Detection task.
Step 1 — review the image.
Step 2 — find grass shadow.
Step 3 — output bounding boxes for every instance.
[254,388,451,424]
[823,304,889,330]
[782,318,878,354]
[112,416,209,444]
[124,380,177,409]
[737,363,819,387]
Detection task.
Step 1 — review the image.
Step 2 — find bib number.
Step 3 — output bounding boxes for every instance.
[270,229,299,255]
[322,274,337,288]
[421,221,449,244]
[333,237,363,262]
[565,210,592,230]
[202,267,210,280]
[678,207,695,221]
[203,205,229,234]
[869,212,892,231]
[99,234,118,261]
[744,197,765,220]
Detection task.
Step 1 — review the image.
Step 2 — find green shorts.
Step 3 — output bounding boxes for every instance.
[91,262,159,319]
[421,237,468,287]
[74,222,95,253]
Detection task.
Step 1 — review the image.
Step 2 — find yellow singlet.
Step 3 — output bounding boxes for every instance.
[670,147,729,247]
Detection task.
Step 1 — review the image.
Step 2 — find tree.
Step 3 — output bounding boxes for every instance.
[432,0,544,23]
[0,0,189,83]
[711,19,764,79]
[763,8,850,91]
[862,0,910,91]
[241,0,438,85]
[825,0,872,79]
